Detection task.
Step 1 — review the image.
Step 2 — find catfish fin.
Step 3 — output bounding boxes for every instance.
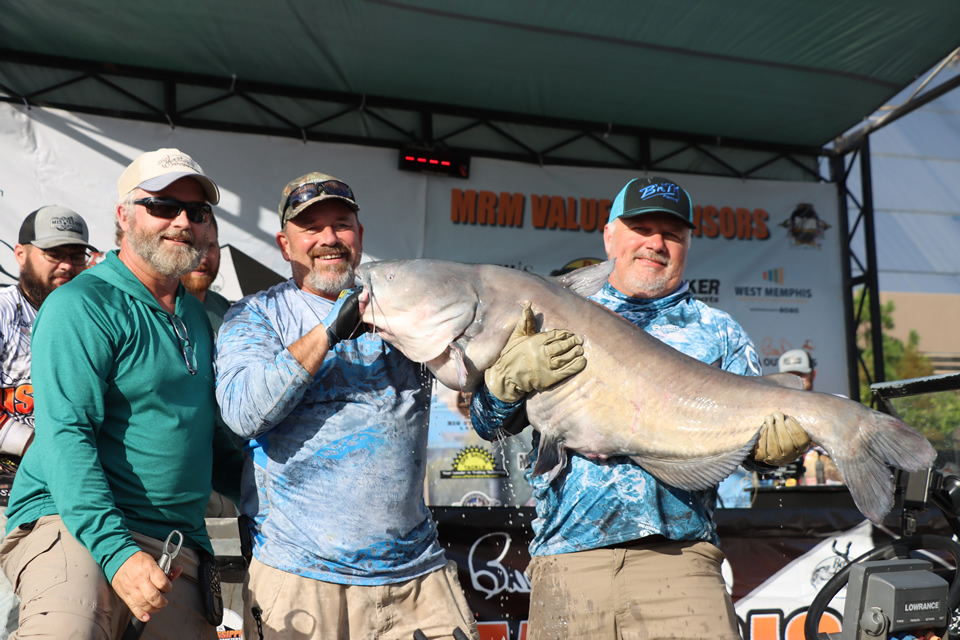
[757,372,805,390]
[532,433,568,483]
[552,260,616,297]
[629,432,760,492]
[823,409,935,524]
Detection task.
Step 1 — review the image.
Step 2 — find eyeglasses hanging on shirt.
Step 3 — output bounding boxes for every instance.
[170,315,198,376]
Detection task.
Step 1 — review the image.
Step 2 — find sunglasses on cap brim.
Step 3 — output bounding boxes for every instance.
[134,198,213,224]
[284,180,357,216]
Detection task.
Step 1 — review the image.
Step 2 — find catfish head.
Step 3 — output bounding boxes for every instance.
[357,259,494,389]
[357,258,616,392]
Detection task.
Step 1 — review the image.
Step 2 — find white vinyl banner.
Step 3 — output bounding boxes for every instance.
[0,103,846,399]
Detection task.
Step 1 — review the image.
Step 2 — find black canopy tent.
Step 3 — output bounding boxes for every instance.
[3,0,960,398]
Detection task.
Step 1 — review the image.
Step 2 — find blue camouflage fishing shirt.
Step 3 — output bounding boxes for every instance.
[471,281,761,555]
[215,279,446,584]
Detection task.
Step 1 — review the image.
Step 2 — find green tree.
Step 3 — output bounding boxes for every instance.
[855,289,960,452]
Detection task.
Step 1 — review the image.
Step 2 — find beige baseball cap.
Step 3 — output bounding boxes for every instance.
[118,148,220,204]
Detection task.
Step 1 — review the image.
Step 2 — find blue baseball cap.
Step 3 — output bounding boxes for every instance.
[608,176,694,228]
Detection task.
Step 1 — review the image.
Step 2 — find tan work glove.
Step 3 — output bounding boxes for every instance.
[484,303,586,403]
[752,411,811,466]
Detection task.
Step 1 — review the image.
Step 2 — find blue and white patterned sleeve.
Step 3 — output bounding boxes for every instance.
[714,310,762,376]
[215,296,314,439]
[469,385,527,441]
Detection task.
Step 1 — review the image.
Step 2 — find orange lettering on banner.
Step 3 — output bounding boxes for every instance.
[784,611,840,640]
[700,205,719,238]
[451,190,477,223]
[518,621,528,640]
[531,195,550,228]
[547,196,565,229]
[742,608,842,640]
[719,207,737,239]
[693,205,773,241]
[599,199,612,227]
[477,621,510,640]
[737,208,753,238]
[580,198,597,231]
[565,197,580,230]
[14,385,33,414]
[1,388,14,415]
[477,191,497,225]
[753,208,770,239]
[748,612,780,640]
[499,193,524,227]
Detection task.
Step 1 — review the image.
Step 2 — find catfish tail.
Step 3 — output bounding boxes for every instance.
[825,410,935,524]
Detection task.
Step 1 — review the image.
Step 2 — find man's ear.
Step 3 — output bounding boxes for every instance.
[602,222,614,258]
[116,203,131,233]
[13,244,28,268]
[276,231,291,262]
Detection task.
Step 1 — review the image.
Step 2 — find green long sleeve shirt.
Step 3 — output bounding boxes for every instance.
[5,251,242,582]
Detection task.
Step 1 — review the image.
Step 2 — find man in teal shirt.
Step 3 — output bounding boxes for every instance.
[0,148,243,639]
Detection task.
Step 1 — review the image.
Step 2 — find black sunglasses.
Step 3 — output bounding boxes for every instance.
[134,198,212,224]
[283,180,356,217]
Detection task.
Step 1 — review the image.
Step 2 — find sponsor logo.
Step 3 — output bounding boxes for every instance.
[468,532,532,600]
[688,278,720,304]
[158,154,201,172]
[441,445,508,479]
[550,257,603,277]
[760,339,816,370]
[779,203,830,248]
[762,267,784,284]
[638,182,681,203]
[455,491,502,507]
[733,285,812,299]
[811,541,851,589]
[50,216,83,234]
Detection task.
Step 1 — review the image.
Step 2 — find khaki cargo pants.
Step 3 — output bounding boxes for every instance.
[0,515,217,640]
[526,539,742,640]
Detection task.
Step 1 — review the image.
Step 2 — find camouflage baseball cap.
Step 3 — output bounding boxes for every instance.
[278,172,359,227]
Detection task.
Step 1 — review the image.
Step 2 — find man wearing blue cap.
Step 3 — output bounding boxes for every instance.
[472,176,810,639]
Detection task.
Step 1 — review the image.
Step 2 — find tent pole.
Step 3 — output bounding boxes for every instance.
[832,153,861,402]
[859,136,886,394]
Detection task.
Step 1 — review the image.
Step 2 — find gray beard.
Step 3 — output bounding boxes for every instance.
[128,217,205,278]
[306,263,356,298]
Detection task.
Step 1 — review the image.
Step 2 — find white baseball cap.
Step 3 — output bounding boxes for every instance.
[778,349,814,374]
[118,148,220,204]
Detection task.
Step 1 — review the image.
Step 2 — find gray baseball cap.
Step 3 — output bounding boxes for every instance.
[19,205,97,251]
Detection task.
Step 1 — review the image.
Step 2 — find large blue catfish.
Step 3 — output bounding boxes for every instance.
[356,258,934,524]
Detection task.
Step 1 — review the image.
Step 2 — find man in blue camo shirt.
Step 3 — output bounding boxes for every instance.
[472,176,811,639]
[215,172,582,640]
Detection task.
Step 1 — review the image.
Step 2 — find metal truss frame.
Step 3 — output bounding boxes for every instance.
[0,49,825,180]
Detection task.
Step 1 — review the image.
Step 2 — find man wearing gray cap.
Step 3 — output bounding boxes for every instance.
[0,205,96,634]
[0,149,243,639]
